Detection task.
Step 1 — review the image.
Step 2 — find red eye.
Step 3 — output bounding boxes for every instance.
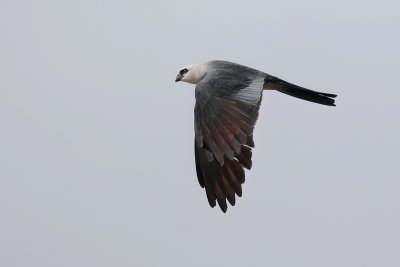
[180,68,188,75]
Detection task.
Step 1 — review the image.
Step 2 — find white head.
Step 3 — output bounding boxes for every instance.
[175,62,208,84]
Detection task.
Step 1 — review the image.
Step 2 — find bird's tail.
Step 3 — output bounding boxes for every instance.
[263,76,337,106]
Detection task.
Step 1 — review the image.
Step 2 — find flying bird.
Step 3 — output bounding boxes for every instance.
[175,60,336,212]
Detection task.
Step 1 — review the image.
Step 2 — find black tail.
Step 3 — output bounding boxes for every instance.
[264,76,337,106]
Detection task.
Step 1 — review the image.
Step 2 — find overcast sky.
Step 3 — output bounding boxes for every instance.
[1,1,399,266]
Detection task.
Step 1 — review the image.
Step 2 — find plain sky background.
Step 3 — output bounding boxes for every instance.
[1,0,399,266]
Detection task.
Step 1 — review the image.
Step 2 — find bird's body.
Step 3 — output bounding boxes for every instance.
[176,60,336,212]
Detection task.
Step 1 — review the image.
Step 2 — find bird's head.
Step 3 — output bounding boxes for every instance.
[175,63,208,84]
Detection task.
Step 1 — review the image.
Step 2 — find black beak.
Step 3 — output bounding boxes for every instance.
[175,75,181,82]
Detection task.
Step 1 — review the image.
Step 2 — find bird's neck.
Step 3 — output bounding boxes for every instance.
[187,62,208,84]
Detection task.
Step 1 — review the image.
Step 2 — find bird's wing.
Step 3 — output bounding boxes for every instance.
[194,64,265,212]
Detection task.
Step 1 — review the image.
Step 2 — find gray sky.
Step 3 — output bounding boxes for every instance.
[1,0,399,266]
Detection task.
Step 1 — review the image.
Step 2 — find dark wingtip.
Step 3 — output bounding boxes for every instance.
[227,196,236,206]
[209,201,216,208]
[218,201,228,213]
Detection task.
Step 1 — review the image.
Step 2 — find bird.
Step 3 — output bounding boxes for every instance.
[175,60,336,212]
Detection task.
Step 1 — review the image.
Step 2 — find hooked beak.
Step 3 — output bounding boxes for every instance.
[175,75,182,82]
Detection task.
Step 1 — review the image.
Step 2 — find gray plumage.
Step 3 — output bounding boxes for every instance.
[176,60,337,212]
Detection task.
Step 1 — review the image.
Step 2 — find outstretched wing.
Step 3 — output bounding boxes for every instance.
[194,62,265,212]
